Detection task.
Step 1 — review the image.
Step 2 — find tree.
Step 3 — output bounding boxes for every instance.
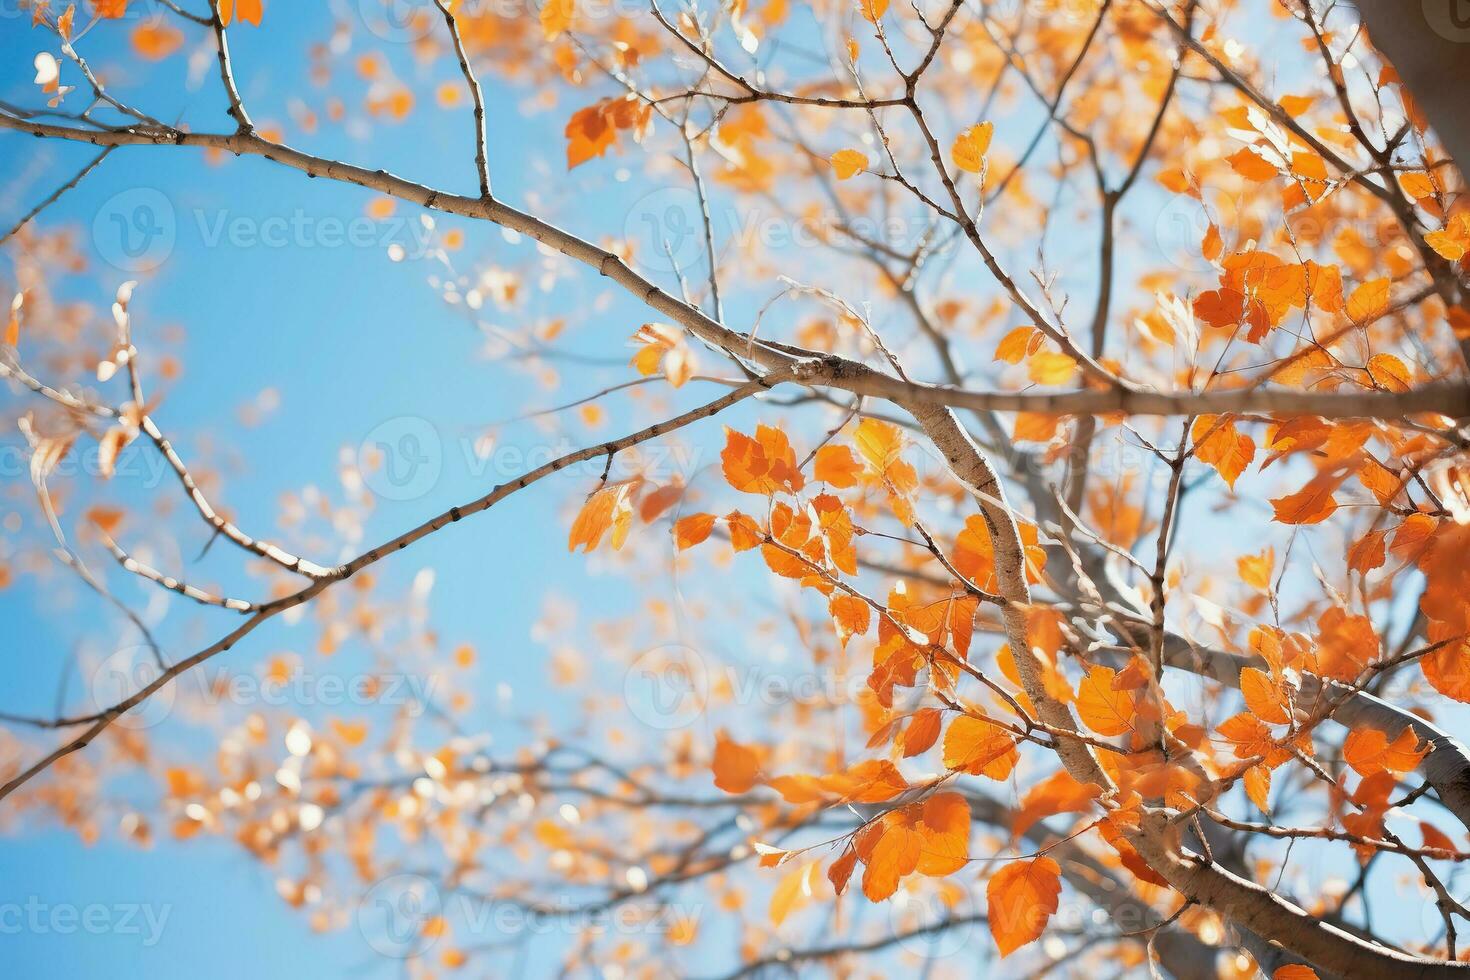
[3,0,1470,975]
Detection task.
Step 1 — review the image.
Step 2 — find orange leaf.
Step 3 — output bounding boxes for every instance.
[830,593,871,647]
[131,21,183,59]
[769,861,819,926]
[813,444,862,487]
[901,708,942,757]
[1244,764,1271,814]
[986,857,1061,956]
[1345,278,1390,323]
[1273,967,1320,980]
[219,0,263,26]
[942,715,1019,779]
[1365,352,1410,392]
[861,813,921,901]
[1240,667,1290,724]
[1342,727,1426,777]
[1076,665,1135,737]
[915,792,970,876]
[828,848,858,895]
[1270,472,1346,525]
[85,506,125,535]
[722,425,804,496]
[1348,529,1388,575]
[567,482,636,553]
[994,326,1039,364]
[1012,412,1060,443]
[1228,147,1278,181]
[711,731,760,793]
[1192,415,1255,490]
[673,513,716,550]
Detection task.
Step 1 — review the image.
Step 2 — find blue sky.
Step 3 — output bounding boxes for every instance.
[0,5,675,974]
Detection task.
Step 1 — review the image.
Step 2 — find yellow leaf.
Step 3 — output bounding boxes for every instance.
[1237,547,1274,592]
[1244,764,1271,814]
[540,0,575,39]
[1424,214,1470,261]
[951,122,994,174]
[857,0,888,24]
[830,148,867,180]
[1365,352,1410,392]
[769,861,819,926]
[1345,278,1390,323]
[1026,351,1077,386]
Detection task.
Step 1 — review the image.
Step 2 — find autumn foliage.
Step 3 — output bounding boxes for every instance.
[6,0,1470,976]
